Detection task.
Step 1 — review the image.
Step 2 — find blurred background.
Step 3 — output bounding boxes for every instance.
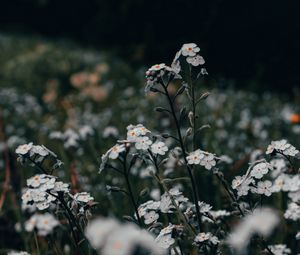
[1,0,300,92]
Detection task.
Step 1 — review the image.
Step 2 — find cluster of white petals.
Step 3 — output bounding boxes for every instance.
[186,149,217,170]
[266,140,299,157]
[25,213,59,236]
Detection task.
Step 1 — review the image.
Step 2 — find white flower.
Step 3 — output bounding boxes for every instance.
[27,174,48,188]
[25,213,59,236]
[198,201,212,213]
[186,55,205,66]
[15,143,33,155]
[108,144,126,159]
[54,181,69,193]
[79,125,94,139]
[266,140,299,157]
[74,192,94,203]
[31,145,49,157]
[255,180,273,196]
[144,211,159,225]
[250,162,272,179]
[232,176,254,197]
[155,231,175,249]
[135,136,152,150]
[148,63,166,72]
[227,208,279,252]
[86,218,165,255]
[151,141,168,155]
[284,202,300,221]
[8,251,30,255]
[272,174,287,192]
[103,126,119,138]
[268,244,291,255]
[186,149,205,164]
[181,43,200,57]
[194,232,219,245]
[199,153,216,170]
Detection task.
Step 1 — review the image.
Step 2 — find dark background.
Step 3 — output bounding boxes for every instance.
[1,0,299,92]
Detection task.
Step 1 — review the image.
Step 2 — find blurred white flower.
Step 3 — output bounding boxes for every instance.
[268,244,291,255]
[25,213,59,236]
[284,202,300,221]
[108,144,126,159]
[86,217,165,255]
[194,232,219,245]
[15,142,33,155]
[227,208,279,252]
[74,192,94,203]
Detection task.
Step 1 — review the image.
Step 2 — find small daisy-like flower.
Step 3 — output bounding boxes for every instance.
[181,43,200,57]
[194,232,219,245]
[108,144,126,159]
[284,202,300,221]
[27,174,48,188]
[186,149,205,164]
[74,192,94,203]
[135,136,152,150]
[144,211,159,225]
[151,141,168,155]
[186,55,205,66]
[15,143,33,155]
[251,162,272,179]
[31,145,49,157]
[255,180,273,196]
[199,153,216,170]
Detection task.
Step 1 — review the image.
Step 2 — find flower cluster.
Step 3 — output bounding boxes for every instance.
[266,140,299,157]
[186,149,217,170]
[24,213,59,236]
[22,174,69,210]
[85,217,165,255]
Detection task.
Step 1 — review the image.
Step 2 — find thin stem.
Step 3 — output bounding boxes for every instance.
[160,82,202,231]
[122,156,143,226]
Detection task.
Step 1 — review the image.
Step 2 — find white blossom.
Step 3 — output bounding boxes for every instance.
[151,141,168,155]
[15,143,33,155]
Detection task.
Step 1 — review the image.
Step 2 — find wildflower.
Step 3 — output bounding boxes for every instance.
[86,218,164,255]
[15,143,33,155]
[135,136,152,150]
[108,144,126,159]
[268,244,291,255]
[272,174,287,192]
[255,180,273,196]
[186,55,205,66]
[232,176,254,197]
[74,192,94,203]
[144,211,159,225]
[103,126,119,138]
[31,145,49,157]
[8,251,30,255]
[194,232,219,245]
[266,140,299,157]
[27,174,51,188]
[198,201,212,214]
[25,213,59,236]
[181,43,200,57]
[126,124,150,142]
[186,149,204,164]
[284,202,300,221]
[227,208,279,252]
[250,162,272,179]
[151,141,168,155]
[155,226,175,249]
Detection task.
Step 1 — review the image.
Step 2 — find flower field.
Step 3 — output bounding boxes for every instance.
[1,35,300,255]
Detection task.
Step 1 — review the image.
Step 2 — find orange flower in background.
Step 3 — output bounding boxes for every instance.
[291,113,300,124]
